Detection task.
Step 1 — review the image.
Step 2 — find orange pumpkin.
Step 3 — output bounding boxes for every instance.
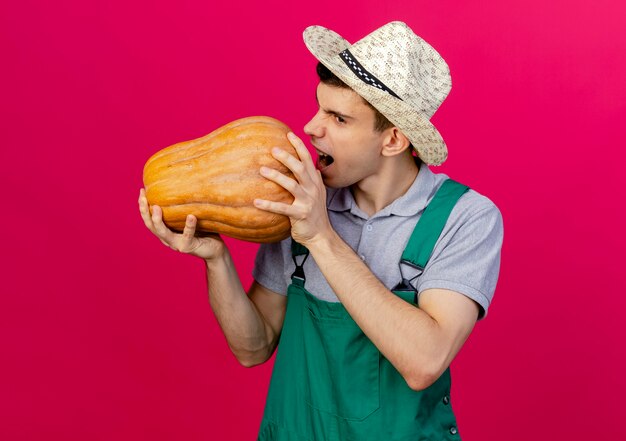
[143,116,296,243]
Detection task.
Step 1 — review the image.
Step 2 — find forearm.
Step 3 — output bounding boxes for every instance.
[306,231,448,389]
[205,251,274,366]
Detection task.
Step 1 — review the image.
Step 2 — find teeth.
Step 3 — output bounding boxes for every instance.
[317,154,327,160]
[315,149,334,168]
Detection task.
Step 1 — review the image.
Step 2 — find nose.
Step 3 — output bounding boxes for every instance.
[303,109,325,139]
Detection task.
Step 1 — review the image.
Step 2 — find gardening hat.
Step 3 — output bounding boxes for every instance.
[303,21,452,165]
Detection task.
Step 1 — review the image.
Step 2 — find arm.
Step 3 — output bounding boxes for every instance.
[138,189,286,367]
[305,231,478,390]
[253,134,487,390]
[205,252,287,367]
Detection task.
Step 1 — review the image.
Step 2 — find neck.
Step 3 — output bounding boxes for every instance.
[352,154,420,217]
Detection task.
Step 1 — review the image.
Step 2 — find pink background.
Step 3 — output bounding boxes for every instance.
[1,0,625,439]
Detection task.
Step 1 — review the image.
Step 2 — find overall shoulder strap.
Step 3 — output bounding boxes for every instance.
[291,239,309,257]
[400,179,470,270]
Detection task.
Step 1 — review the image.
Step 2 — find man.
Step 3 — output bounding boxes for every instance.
[139,21,503,440]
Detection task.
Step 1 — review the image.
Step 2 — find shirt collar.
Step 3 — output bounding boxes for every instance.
[327,162,441,218]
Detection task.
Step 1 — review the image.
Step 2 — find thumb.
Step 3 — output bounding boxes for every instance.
[178,214,197,252]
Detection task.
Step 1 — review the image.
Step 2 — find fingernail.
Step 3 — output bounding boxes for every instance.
[287,132,295,139]
[272,147,282,155]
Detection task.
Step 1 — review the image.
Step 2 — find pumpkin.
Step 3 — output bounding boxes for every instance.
[142,116,297,243]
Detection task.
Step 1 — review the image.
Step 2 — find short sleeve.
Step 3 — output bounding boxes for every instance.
[416,196,504,319]
[252,240,289,296]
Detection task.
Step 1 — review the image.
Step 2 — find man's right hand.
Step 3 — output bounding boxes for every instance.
[138,188,226,260]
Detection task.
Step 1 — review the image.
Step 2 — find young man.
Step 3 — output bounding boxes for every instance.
[139,21,503,440]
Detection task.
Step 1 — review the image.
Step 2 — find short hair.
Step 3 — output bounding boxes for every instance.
[316,62,394,133]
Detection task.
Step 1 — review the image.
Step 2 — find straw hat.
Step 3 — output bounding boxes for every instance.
[303,21,452,165]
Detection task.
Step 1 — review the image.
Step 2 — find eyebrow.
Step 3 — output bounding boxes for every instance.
[315,89,355,120]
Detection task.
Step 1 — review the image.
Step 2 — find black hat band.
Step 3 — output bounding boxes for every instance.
[339,49,402,100]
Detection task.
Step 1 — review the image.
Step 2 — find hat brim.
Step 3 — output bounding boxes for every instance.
[303,25,448,166]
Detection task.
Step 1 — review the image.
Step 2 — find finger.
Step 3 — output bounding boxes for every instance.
[260,166,304,198]
[138,188,157,232]
[180,214,197,248]
[271,146,313,187]
[140,190,180,250]
[254,198,301,217]
[151,205,177,243]
[287,132,317,178]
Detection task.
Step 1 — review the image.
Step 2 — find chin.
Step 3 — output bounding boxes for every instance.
[320,174,340,189]
[324,182,343,189]
[323,176,358,190]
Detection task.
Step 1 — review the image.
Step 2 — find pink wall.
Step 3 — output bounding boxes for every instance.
[1,0,625,439]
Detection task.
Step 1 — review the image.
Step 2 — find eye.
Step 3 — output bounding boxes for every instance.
[335,115,346,124]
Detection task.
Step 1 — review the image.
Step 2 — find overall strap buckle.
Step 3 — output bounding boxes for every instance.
[290,240,310,285]
[392,259,423,303]
[290,256,308,283]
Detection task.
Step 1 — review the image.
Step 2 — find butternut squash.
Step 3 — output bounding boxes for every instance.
[143,116,295,243]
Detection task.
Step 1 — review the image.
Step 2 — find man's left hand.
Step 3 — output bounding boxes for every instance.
[254,132,333,247]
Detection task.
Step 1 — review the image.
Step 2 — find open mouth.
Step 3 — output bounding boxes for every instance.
[316,151,335,170]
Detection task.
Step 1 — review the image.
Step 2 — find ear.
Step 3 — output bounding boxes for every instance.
[381,127,412,157]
